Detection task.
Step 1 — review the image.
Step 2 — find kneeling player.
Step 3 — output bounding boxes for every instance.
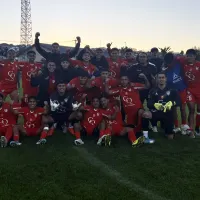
[69,97,104,145]
[10,96,49,146]
[100,96,146,147]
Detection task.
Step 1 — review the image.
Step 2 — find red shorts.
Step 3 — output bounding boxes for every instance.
[24,126,40,136]
[179,89,187,104]
[0,125,10,135]
[186,89,200,104]
[125,106,141,125]
[111,123,124,136]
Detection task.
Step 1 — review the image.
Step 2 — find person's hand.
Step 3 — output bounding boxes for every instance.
[76,36,81,43]
[138,73,147,79]
[107,43,112,48]
[154,103,164,111]
[35,32,40,38]
[142,111,152,119]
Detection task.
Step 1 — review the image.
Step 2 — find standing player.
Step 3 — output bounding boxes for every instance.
[0,48,19,103]
[0,93,17,147]
[126,52,157,103]
[105,72,154,144]
[100,96,146,147]
[18,51,42,105]
[162,53,189,134]
[149,47,163,72]
[11,96,49,146]
[183,49,200,135]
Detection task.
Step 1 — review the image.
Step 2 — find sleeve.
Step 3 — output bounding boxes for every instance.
[109,88,120,96]
[67,78,77,89]
[147,89,156,109]
[38,107,45,114]
[68,42,80,58]
[17,62,26,70]
[17,107,25,114]
[34,38,49,59]
[70,59,81,67]
[83,105,90,112]
[131,83,145,90]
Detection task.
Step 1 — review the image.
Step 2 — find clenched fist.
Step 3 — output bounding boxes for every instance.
[35,32,40,38]
[76,36,81,43]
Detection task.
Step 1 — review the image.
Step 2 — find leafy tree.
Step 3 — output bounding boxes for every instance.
[159,47,171,56]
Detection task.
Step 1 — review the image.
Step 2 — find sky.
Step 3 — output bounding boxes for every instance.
[0,0,200,52]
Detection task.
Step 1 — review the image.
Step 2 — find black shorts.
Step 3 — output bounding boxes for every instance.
[151,111,174,135]
[51,113,71,125]
[139,89,149,103]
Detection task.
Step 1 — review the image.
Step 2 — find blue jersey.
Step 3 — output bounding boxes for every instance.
[163,62,186,91]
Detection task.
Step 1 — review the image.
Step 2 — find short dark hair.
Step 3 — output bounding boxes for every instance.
[151,47,159,53]
[186,49,196,56]
[52,42,59,46]
[27,50,36,56]
[164,53,174,64]
[111,48,119,52]
[125,48,133,53]
[157,71,166,77]
[28,96,37,102]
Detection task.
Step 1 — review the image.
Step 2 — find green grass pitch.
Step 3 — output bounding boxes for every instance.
[1,83,200,200]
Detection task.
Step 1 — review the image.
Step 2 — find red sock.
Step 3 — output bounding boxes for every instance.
[128,130,136,143]
[174,119,179,128]
[105,128,111,135]
[40,131,47,139]
[196,113,200,127]
[68,127,75,135]
[47,128,54,136]
[99,130,105,138]
[181,119,187,125]
[13,134,19,141]
[5,126,13,142]
[74,131,80,139]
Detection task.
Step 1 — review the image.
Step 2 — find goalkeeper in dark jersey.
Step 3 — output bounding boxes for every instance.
[142,71,181,139]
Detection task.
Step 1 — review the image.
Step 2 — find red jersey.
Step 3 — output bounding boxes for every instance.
[18,62,42,96]
[183,61,200,89]
[0,61,19,90]
[102,105,123,126]
[48,74,56,95]
[18,107,44,129]
[90,77,118,92]
[110,83,144,111]
[107,58,127,79]
[71,60,96,76]
[82,106,103,129]
[0,103,16,126]
[68,78,98,103]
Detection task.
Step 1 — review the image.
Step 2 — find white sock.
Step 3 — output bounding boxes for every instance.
[143,131,148,138]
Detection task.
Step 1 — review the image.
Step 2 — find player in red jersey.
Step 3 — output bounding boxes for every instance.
[69,97,104,145]
[183,49,200,135]
[100,96,146,147]
[107,48,127,79]
[71,51,98,77]
[105,72,155,144]
[18,51,42,105]
[0,93,18,147]
[0,48,19,103]
[11,96,49,146]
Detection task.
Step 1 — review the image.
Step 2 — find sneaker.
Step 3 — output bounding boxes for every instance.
[74,138,84,145]
[10,141,22,147]
[186,130,195,139]
[181,124,190,135]
[97,135,107,146]
[1,136,7,148]
[105,134,112,146]
[36,139,47,145]
[152,126,158,133]
[195,127,200,136]
[132,136,145,147]
[144,137,155,144]
[173,127,181,134]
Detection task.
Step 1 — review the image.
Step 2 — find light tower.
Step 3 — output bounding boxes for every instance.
[20,0,32,46]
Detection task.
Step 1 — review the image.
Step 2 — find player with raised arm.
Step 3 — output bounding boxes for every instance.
[105,72,154,144]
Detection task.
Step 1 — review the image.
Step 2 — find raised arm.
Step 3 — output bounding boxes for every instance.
[34,32,49,59]
[68,36,81,58]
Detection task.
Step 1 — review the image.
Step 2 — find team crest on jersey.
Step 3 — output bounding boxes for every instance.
[34,114,37,118]
[161,96,164,99]
[125,92,128,95]
[166,91,171,96]
[52,80,55,83]
[196,66,199,70]
[93,114,96,117]
[4,109,8,112]
[97,113,99,116]
[64,98,69,103]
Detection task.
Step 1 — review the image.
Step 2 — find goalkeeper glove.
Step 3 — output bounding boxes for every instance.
[154,103,164,111]
[72,102,82,111]
[163,101,175,112]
